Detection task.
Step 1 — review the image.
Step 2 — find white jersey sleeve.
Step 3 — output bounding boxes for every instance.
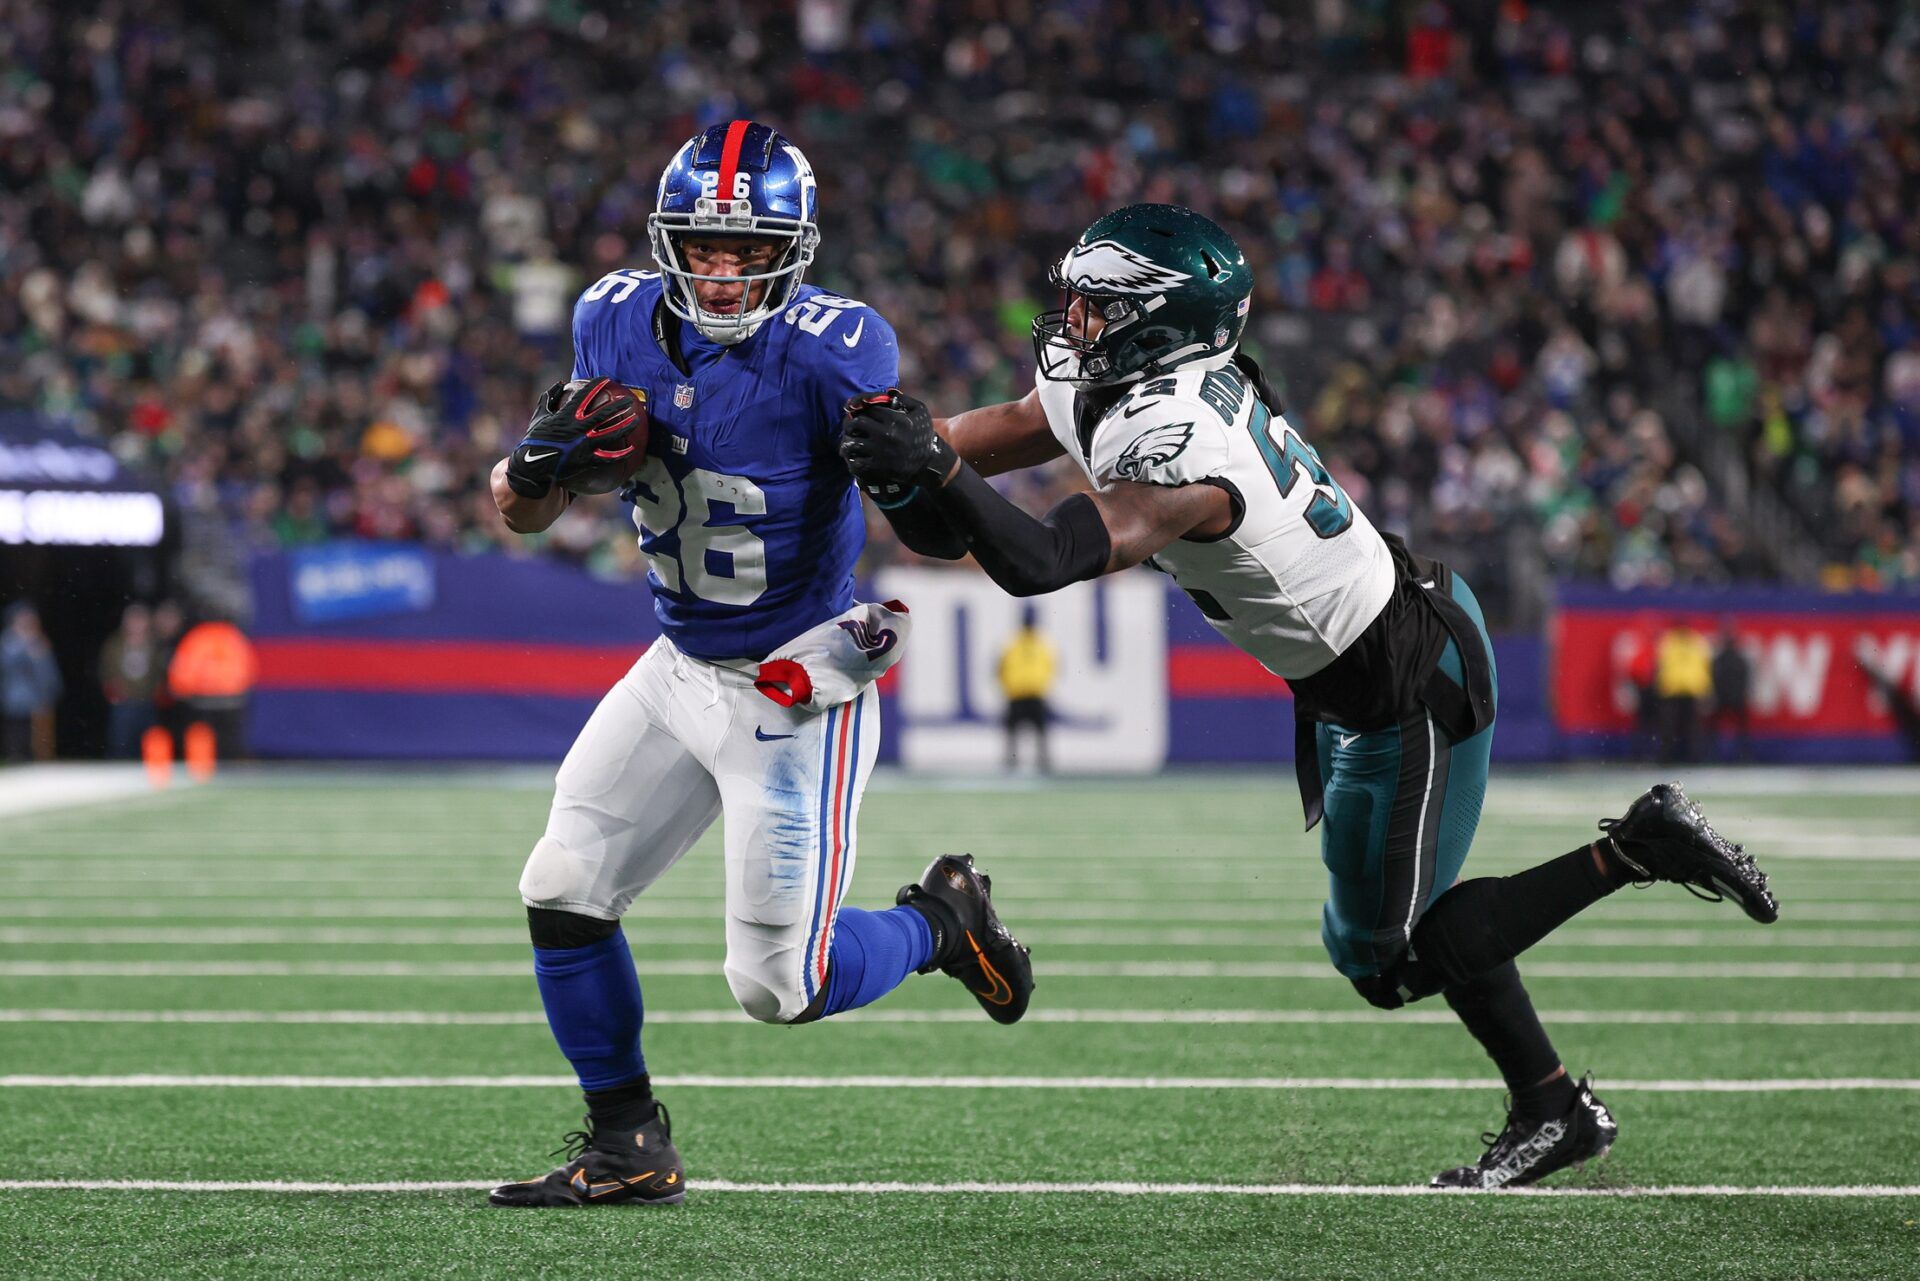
[1035,359,1396,680]
[1085,394,1235,490]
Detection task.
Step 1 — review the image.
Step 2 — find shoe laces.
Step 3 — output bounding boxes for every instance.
[1473,1110,1528,1170]
[549,1123,593,1163]
[552,1102,671,1163]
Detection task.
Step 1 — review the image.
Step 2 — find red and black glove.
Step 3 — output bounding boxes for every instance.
[839,388,957,501]
[505,379,643,499]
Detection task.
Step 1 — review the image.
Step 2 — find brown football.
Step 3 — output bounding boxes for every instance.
[563,380,650,495]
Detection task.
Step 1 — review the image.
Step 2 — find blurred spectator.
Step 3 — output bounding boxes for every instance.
[99,603,163,759]
[1654,620,1713,764]
[997,606,1056,774]
[3,0,1915,619]
[1,603,62,762]
[1624,613,1660,760]
[166,616,259,763]
[1708,622,1753,762]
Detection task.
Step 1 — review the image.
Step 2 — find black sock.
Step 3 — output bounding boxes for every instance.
[903,896,958,968]
[584,1076,656,1132]
[1407,844,1623,988]
[1511,1071,1579,1124]
[1444,961,1569,1122]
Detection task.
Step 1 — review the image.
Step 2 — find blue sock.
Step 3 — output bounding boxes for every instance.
[818,905,936,1018]
[532,931,646,1090]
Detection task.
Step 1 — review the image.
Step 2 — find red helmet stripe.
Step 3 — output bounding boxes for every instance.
[715,119,752,203]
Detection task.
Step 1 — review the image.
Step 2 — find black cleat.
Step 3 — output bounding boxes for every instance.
[488,1104,686,1207]
[1431,1077,1618,1190]
[1600,782,1779,923]
[897,854,1034,1024]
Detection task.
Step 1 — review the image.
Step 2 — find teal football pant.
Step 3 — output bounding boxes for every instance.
[1316,574,1497,980]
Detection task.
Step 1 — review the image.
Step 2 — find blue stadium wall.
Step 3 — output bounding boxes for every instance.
[247,546,1915,766]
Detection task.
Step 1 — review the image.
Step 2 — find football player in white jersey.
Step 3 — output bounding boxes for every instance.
[840,203,1780,1189]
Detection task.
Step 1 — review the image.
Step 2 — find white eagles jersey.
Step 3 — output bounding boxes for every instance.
[1037,357,1394,679]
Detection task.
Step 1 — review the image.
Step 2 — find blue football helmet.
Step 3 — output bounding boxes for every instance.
[648,120,820,345]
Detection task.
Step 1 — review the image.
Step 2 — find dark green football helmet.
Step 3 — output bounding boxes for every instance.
[1032,203,1253,387]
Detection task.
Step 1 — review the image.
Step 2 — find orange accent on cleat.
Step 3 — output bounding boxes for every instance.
[965,931,1015,1005]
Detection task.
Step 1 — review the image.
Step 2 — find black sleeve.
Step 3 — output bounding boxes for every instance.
[924,463,1113,597]
[869,485,967,560]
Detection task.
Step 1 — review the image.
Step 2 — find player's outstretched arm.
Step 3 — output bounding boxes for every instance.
[841,386,1064,560]
[935,387,1065,477]
[842,391,1229,596]
[929,464,1228,595]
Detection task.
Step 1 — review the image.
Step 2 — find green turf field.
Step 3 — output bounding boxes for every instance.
[2,768,1918,1280]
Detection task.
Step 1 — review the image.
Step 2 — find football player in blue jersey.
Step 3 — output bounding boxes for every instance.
[483,121,1034,1208]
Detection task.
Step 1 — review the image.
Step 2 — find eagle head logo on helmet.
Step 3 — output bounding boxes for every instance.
[648,120,821,346]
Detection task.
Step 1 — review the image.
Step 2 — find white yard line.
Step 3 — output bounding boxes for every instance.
[1,900,1916,925]
[1,1177,1917,1198]
[4,924,1916,950]
[1,1007,1916,1027]
[0,959,1910,979]
[2,1073,1917,1091]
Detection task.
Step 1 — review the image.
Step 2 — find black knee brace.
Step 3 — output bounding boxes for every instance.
[784,979,833,1025]
[526,906,620,950]
[1349,958,1448,1010]
[1348,877,1527,1009]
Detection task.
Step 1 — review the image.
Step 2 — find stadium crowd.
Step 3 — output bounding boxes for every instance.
[4,0,1918,624]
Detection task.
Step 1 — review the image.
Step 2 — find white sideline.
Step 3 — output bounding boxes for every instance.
[3,1073,1917,1091]
[2,1177,1918,1198]
[1,959,1913,979]
[3,1007,1919,1028]
[0,764,165,819]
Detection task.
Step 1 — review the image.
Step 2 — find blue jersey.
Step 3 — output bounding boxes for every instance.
[570,270,899,661]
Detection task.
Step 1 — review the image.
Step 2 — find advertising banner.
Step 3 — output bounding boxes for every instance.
[1551,586,1920,759]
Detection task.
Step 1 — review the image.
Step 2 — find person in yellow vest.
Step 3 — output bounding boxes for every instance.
[997,606,1057,773]
[1654,619,1713,764]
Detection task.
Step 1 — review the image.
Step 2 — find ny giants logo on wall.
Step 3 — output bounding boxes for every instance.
[874,567,1168,773]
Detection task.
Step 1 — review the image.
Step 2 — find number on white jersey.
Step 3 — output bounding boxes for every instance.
[1247,402,1353,540]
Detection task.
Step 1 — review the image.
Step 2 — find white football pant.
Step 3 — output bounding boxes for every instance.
[519,635,880,1023]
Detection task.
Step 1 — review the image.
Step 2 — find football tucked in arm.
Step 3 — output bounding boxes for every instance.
[506,377,651,503]
[553,379,649,495]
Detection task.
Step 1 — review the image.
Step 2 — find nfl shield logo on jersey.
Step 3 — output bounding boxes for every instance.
[674,383,695,410]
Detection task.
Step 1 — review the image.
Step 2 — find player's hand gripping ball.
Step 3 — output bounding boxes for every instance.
[505,378,649,499]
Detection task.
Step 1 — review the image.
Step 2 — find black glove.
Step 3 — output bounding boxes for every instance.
[506,379,641,499]
[839,388,957,500]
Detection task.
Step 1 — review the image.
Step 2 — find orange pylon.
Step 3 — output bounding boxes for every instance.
[141,725,173,789]
[184,721,217,783]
